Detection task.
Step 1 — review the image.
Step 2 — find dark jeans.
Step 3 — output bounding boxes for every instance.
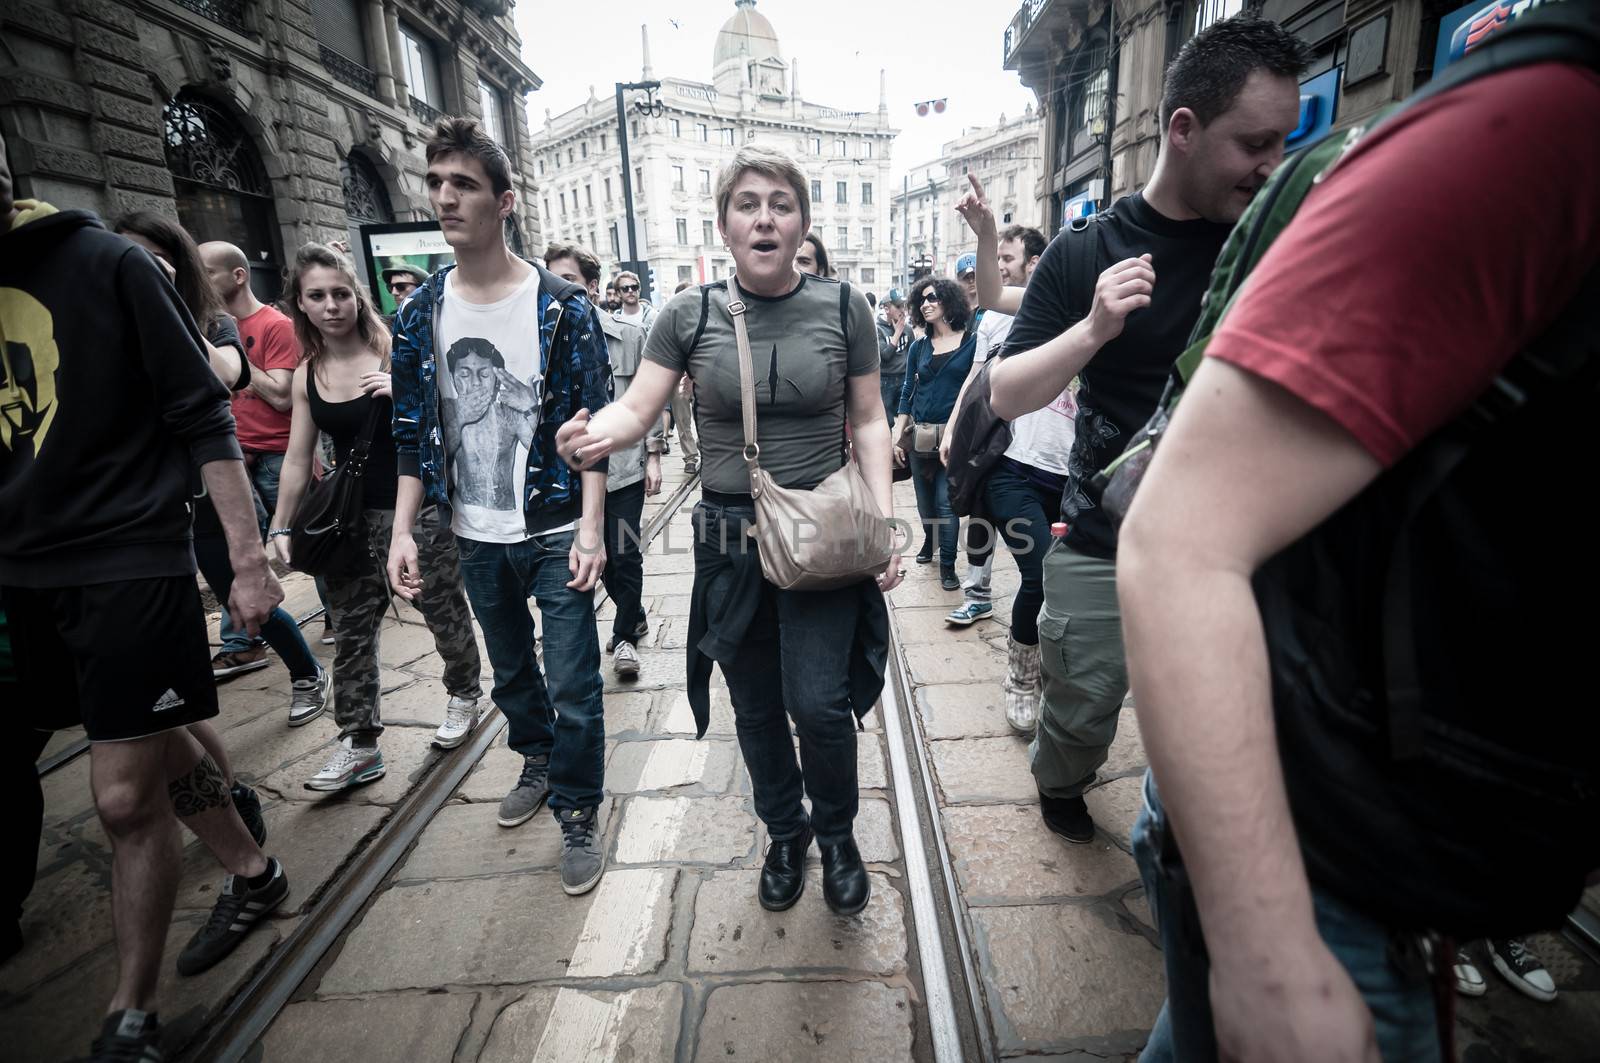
[193,532,320,679]
[455,529,606,812]
[603,480,647,645]
[880,372,903,424]
[719,576,861,846]
[910,451,957,566]
[1133,773,1441,1063]
[982,459,1059,646]
[219,451,282,653]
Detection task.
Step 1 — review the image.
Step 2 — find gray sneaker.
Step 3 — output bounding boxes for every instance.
[288,667,330,728]
[558,806,606,895]
[497,754,551,828]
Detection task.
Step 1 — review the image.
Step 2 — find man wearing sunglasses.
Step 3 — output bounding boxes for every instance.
[610,270,655,333]
[381,263,428,308]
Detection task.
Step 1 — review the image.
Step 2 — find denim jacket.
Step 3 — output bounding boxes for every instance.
[391,263,613,532]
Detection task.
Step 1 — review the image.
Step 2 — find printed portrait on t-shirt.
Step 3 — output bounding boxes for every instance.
[0,287,60,461]
[440,336,540,514]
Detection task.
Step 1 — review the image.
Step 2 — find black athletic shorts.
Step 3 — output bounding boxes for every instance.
[4,576,219,741]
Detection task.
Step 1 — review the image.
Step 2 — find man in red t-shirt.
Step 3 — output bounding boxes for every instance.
[200,242,302,674]
[1117,55,1600,1063]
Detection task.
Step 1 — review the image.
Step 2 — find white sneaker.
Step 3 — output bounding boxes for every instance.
[434,695,480,749]
[1454,956,1486,997]
[304,738,385,792]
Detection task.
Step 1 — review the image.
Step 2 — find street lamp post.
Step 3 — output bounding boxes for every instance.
[614,79,663,293]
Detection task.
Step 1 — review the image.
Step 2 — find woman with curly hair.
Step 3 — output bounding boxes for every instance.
[893,275,975,590]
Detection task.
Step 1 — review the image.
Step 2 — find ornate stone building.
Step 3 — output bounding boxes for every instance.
[534,0,898,299]
[890,108,1043,285]
[0,0,541,299]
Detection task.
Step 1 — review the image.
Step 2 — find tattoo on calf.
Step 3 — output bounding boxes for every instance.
[169,754,232,818]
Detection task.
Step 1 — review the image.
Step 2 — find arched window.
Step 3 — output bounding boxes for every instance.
[163,91,283,301]
[341,151,394,284]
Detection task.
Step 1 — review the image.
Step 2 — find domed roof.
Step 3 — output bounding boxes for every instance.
[713,0,782,70]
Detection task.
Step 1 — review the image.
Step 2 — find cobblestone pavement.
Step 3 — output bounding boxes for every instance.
[9,461,1600,1062]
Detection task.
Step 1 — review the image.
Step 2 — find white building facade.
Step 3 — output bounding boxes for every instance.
[532,0,897,300]
[890,108,1043,285]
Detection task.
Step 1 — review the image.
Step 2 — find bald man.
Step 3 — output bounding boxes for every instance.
[197,241,305,679]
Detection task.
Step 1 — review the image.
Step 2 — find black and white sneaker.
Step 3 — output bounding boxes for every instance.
[175,857,288,976]
[1488,936,1557,1002]
[87,1008,163,1062]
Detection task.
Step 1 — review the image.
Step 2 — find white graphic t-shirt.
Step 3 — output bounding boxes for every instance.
[437,270,554,542]
[975,310,1077,476]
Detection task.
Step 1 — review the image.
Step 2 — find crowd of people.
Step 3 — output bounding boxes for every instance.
[2,6,1596,1060]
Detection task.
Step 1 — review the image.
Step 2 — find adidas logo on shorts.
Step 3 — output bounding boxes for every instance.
[152,688,186,713]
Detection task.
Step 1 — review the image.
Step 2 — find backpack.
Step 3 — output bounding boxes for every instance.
[946,217,1102,517]
[1108,4,1600,936]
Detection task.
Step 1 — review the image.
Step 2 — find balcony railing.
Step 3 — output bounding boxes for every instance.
[1004,0,1054,66]
[173,0,252,36]
[410,95,443,126]
[320,45,378,97]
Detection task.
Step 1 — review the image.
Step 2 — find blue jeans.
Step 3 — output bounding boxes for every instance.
[910,451,957,566]
[1133,773,1441,1063]
[193,532,320,680]
[219,452,284,653]
[880,373,903,424]
[982,459,1060,645]
[455,529,605,812]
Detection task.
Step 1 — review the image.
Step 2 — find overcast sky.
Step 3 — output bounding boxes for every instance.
[513,0,1039,180]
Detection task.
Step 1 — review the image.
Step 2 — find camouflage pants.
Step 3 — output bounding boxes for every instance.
[324,506,483,744]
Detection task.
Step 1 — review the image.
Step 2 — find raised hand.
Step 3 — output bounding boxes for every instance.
[955,173,996,237]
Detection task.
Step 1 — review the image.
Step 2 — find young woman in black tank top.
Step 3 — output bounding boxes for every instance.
[270,243,483,793]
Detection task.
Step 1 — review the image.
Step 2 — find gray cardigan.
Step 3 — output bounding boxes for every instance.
[601,313,666,493]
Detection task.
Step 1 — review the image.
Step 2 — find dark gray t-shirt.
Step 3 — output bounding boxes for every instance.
[642,275,878,493]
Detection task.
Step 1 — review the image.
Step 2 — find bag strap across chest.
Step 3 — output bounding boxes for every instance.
[725,276,764,491]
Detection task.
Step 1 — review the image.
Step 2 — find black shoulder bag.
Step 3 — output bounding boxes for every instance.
[289,398,384,575]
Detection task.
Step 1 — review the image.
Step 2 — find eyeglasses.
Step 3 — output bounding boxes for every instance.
[618,284,640,293]
[919,292,941,304]
[387,281,415,292]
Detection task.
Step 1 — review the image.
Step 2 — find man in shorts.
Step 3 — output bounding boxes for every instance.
[1,128,289,1062]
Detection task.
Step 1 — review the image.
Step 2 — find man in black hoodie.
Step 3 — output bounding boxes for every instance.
[0,129,290,1062]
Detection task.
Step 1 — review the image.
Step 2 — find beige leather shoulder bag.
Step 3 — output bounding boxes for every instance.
[726,277,893,591]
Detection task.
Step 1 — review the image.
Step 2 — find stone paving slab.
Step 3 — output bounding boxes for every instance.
[175,800,388,916]
[929,736,1037,804]
[942,803,1140,904]
[214,705,343,786]
[396,799,616,881]
[319,868,677,992]
[687,869,907,976]
[480,983,684,1063]
[259,990,478,1062]
[857,732,888,790]
[903,641,1008,685]
[0,914,280,1062]
[1085,775,1144,852]
[970,902,1165,1057]
[607,737,743,794]
[894,605,1000,645]
[652,687,738,736]
[693,980,916,1062]
[612,795,757,865]
[0,861,111,996]
[916,683,1017,739]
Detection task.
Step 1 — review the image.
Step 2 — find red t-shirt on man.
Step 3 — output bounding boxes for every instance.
[233,304,300,453]
[1207,64,1600,464]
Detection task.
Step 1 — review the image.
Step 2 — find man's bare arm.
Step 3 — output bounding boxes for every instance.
[250,367,293,411]
[1117,357,1383,1061]
[198,458,282,633]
